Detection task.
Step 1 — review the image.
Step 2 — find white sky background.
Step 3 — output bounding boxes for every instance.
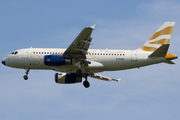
[0,0,180,120]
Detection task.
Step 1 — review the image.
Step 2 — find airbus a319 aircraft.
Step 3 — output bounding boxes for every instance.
[2,22,177,88]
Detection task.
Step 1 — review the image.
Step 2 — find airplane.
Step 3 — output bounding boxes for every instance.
[1,22,178,88]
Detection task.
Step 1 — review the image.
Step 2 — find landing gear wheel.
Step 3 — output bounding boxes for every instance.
[23,75,28,80]
[83,80,90,88]
[23,68,30,80]
[76,69,83,76]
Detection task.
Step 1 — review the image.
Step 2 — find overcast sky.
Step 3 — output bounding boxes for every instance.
[0,0,180,120]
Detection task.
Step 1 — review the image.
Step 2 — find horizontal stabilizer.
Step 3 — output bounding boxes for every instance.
[149,44,169,57]
[164,60,175,64]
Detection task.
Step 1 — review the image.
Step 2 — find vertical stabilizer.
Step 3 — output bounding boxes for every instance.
[140,22,175,52]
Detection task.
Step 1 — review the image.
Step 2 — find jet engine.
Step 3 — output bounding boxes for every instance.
[44,55,71,66]
[55,72,82,84]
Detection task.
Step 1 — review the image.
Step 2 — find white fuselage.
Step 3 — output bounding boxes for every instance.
[3,48,166,73]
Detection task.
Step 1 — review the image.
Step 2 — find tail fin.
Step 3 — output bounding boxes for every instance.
[140,22,175,52]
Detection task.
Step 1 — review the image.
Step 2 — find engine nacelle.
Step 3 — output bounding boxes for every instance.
[44,55,71,66]
[55,73,82,84]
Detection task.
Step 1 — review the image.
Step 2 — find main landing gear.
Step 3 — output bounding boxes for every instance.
[23,68,30,80]
[76,69,90,88]
[76,68,83,76]
[83,75,90,88]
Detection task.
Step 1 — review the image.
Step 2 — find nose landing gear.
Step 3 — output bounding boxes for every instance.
[23,75,28,80]
[23,68,30,80]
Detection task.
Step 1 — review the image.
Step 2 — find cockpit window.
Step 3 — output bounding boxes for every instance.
[11,51,18,55]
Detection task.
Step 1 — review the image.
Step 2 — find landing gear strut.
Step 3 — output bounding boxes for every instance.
[23,68,30,80]
[83,75,90,88]
[76,68,90,88]
[76,68,83,76]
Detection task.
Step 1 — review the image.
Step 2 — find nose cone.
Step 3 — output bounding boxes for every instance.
[2,57,6,65]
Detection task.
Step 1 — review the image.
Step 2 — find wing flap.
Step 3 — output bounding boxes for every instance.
[89,73,120,82]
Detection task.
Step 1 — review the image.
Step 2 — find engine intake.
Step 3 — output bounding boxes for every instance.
[55,73,82,84]
[44,55,71,66]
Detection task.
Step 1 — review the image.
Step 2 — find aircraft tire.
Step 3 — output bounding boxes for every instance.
[83,80,90,88]
[23,75,28,80]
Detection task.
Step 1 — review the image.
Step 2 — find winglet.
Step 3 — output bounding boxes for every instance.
[90,24,96,30]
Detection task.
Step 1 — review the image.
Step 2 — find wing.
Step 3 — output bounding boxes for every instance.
[89,73,121,82]
[63,24,96,59]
